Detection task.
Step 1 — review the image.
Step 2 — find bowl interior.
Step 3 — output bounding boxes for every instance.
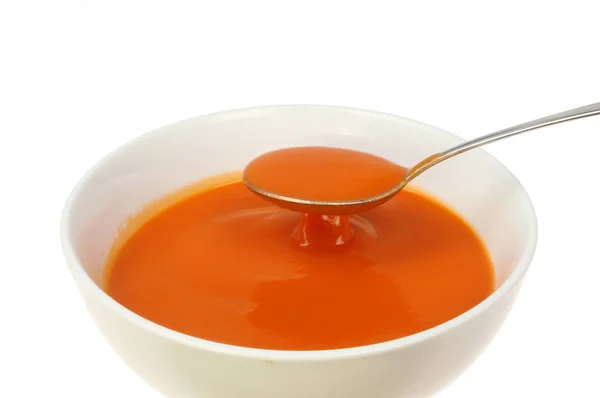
[64,105,536,309]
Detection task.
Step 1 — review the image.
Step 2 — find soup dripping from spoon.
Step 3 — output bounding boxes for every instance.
[243,102,600,215]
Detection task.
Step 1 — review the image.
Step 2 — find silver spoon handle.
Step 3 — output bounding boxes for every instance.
[402,102,600,186]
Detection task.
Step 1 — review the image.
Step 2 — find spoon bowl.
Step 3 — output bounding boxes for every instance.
[242,146,409,214]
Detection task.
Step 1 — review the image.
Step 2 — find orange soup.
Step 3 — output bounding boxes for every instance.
[105,174,494,350]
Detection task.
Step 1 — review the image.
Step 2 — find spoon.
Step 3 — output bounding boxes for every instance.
[244,102,600,214]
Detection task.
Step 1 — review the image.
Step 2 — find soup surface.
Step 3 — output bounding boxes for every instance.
[244,146,408,202]
[105,176,495,350]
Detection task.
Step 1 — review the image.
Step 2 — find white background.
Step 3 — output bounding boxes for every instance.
[1,1,599,397]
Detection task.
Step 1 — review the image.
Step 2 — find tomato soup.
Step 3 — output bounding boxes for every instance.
[105,171,494,350]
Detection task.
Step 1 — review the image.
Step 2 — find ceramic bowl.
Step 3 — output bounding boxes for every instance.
[61,105,537,398]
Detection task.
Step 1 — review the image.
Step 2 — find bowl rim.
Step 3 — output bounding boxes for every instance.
[60,104,538,361]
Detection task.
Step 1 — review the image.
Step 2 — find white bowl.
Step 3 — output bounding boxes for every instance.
[61,105,537,398]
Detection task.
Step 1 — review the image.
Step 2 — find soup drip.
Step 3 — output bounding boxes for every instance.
[292,214,355,250]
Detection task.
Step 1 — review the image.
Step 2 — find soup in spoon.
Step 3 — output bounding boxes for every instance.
[243,146,408,214]
[105,147,494,350]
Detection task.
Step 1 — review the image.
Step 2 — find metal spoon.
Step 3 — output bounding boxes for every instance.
[244,102,600,214]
